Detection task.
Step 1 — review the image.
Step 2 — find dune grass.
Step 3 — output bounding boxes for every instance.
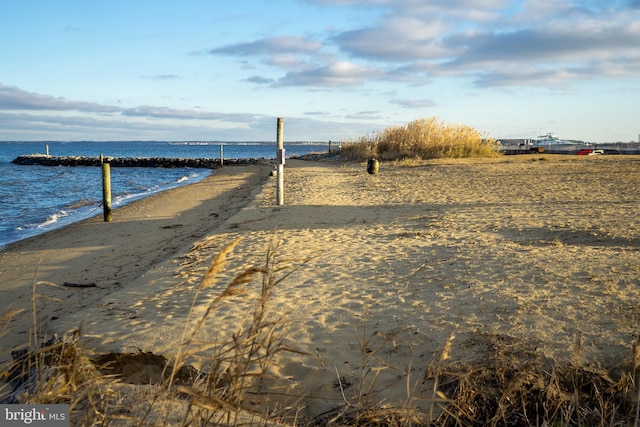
[340,117,501,161]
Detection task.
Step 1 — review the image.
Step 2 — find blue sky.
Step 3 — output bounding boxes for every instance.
[1,0,639,142]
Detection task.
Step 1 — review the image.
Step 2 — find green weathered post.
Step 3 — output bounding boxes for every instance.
[367,158,380,174]
[102,162,112,222]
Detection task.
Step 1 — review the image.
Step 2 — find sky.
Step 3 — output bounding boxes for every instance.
[1,0,639,143]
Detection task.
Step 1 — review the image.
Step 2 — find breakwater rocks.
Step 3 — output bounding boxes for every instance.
[12,154,268,168]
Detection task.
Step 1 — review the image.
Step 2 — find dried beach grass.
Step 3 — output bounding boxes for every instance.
[340,117,500,161]
[424,332,638,427]
[103,237,310,426]
[0,277,110,424]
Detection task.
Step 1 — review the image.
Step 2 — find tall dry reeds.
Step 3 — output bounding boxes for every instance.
[142,237,311,426]
[340,117,500,161]
[0,277,106,418]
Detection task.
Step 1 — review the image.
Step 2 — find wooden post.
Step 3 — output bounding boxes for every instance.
[220,144,224,167]
[276,118,284,206]
[102,162,112,222]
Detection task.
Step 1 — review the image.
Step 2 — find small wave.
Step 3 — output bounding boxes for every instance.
[112,191,151,206]
[40,210,69,227]
[176,172,200,184]
[19,210,70,231]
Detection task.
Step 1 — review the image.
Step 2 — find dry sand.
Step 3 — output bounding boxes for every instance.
[1,155,639,418]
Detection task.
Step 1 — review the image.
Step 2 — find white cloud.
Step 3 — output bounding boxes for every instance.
[439,13,640,86]
[121,106,267,125]
[390,98,436,108]
[277,61,384,86]
[139,74,182,80]
[344,110,383,120]
[209,36,322,56]
[244,76,275,85]
[0,84,121,113]
[206,1,640,91]
[0,84,384,141]
[333,17,453,62]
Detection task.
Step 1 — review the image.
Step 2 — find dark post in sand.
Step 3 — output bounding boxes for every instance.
[102,160,112,222]
[276,118,285,205]
[367,158,380,174]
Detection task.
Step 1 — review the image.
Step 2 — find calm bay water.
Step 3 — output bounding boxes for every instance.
[0,141,326,249]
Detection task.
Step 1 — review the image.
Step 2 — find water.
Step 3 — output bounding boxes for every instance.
[0,141,327,249]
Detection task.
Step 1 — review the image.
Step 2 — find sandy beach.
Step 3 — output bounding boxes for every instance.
[1,155,639,421]
[0,164,271,362]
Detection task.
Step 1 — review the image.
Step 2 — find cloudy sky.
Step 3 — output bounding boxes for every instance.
[1,0,639,142]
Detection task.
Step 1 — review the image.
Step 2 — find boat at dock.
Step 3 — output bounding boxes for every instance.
[533,133,577,146]
[500,133,579,154]
[529,133,595,154]
[502,133,593,154]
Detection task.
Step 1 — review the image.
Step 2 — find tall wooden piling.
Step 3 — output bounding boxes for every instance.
[102,162,112,222]
[276,118,284,206]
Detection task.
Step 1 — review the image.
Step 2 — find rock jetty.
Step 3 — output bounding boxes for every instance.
[12,154,267,168]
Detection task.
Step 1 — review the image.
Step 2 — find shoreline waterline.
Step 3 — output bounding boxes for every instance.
[0,168,214,251]
[0,141,328,250]
[0,162,274,361]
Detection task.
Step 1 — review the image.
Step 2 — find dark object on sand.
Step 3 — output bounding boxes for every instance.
[63,282,97,288]
[367,158,379,174]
